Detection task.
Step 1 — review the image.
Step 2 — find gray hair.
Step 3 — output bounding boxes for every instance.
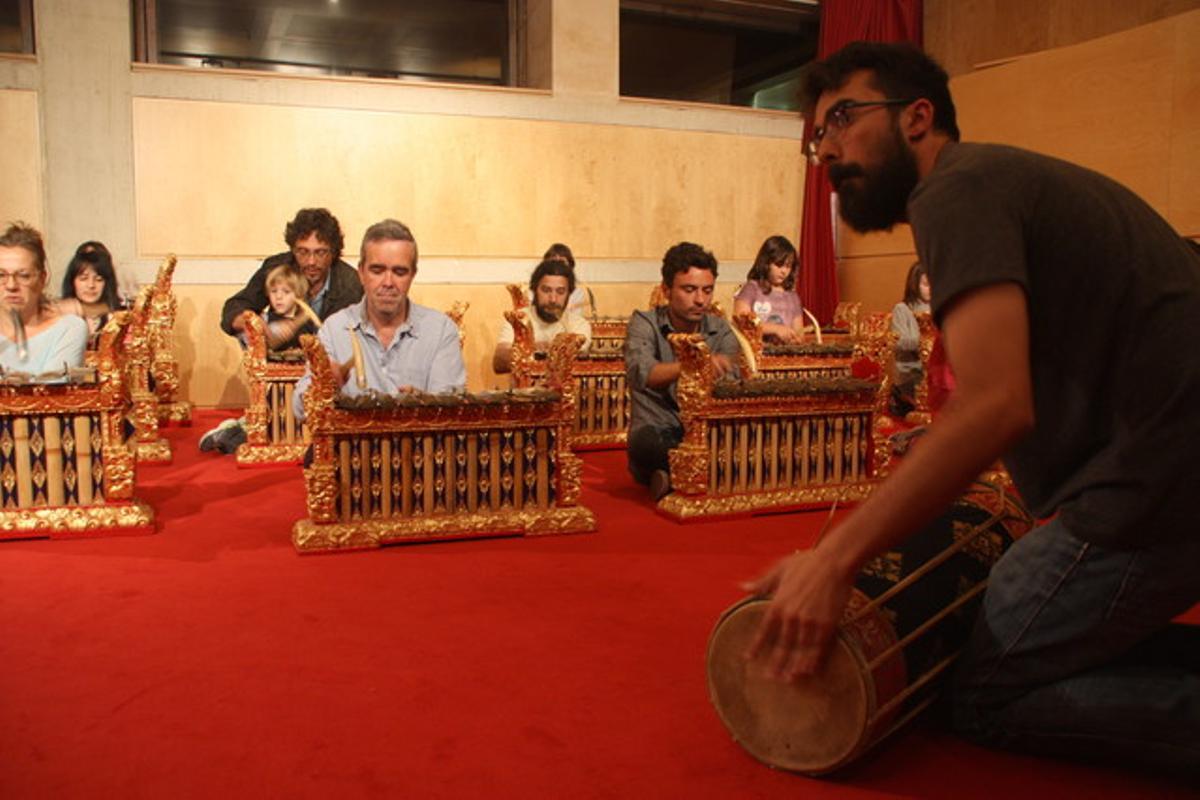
[359,219,418,266]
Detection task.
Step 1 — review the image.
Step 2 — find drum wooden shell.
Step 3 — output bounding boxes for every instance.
[706,483,1033,774]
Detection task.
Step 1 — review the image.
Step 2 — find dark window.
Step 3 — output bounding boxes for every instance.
[133,0,513,86]
[620,0,818,111]
[0,0,34,55]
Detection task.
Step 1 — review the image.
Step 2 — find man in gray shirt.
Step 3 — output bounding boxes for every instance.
[293,219,466,421]
[625,242,739,500]
[747,42,1200,776]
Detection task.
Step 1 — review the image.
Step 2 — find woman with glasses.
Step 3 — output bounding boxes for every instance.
[0,223,89,379]
[57,240,123,343]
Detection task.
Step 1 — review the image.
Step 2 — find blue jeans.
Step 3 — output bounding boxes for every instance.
[951,517,1200,775]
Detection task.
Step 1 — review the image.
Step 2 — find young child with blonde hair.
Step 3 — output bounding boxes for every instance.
[200,266,322,454]
[262,264,320,351]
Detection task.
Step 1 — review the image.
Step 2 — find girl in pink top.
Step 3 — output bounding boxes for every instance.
[733,235,804,342]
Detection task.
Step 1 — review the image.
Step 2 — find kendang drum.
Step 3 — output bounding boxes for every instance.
[706,480,1033,775]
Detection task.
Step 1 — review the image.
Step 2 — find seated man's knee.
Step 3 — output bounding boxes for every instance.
[627,425,680,484]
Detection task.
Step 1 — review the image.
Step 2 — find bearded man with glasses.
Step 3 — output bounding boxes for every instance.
[744,42,1200,777]
[205,208,363,454]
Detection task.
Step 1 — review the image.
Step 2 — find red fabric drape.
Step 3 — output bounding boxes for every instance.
[798,0,924,323]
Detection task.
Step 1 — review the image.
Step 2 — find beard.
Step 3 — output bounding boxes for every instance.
[829,124,919,234]
[535,303,563,324]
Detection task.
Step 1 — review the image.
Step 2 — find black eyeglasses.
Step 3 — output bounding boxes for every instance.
[806,98,914,163]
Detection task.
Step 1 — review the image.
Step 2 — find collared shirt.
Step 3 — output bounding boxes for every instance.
[307,270,333,318]
[293,299,467,421]
[496,309,593,351]
[624,306,739,434]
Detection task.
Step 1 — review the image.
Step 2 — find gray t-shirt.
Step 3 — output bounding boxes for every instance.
[909,142,1200,546]
[625,307,740,434]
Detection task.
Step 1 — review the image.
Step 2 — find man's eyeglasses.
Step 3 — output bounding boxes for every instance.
[0,270,39,285]
[806,98,913,164]
[294,247,332,262]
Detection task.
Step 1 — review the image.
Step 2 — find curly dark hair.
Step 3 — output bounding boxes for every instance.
[529,258,575,296]
[746,235,797,292]
[62,241,121,308]
[803,42,960,142]
[661,242,718,287]
[284,208,344,263]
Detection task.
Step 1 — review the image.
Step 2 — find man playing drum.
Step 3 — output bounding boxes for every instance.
[746,42,1200,774]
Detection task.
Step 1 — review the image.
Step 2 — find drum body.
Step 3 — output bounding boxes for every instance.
[706,482,1032,774]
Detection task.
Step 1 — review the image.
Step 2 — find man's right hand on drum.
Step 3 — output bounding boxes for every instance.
[742,544,857,681]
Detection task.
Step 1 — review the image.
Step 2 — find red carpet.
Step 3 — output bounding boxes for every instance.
[1,411,1195,798]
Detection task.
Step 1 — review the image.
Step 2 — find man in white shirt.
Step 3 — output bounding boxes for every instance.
[493,258,592,374]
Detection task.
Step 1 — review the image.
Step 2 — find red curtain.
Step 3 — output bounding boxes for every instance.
[798,0,924,323]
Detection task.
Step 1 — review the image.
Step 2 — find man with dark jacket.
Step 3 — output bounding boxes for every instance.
[204,208,363,453]
[220,208,362,348]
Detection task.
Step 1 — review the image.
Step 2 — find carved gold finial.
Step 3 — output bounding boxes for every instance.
[241,310,268,366]
[96,311,131,407]
[833,301,863,337]
[505,295,536,389]
[667,333,716,418]
[300,334,336,426]
[148,254,191,424]
[446,300,469,351]
[125,284,170,462]
[544,332,584,392]
[506,283,529,310]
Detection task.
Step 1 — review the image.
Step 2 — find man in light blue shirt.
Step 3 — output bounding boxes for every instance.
[293,219,466,421]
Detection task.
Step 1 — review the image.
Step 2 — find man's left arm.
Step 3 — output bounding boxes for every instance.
[426,318,467,393]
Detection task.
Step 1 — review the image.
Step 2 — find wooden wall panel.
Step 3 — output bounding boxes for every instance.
[1168,12,1200,234]
[926,0,1200,76]
[0,90,42,229]
[132,98,804,262]
[951,11,1197,235]
[838,255,917,316]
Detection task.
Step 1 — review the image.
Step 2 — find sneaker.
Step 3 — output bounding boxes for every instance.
[214,422,247,455]
[199,418,240,452]
[650,469,672,501]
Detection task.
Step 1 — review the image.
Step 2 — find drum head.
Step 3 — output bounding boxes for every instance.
[706,599,871,775]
